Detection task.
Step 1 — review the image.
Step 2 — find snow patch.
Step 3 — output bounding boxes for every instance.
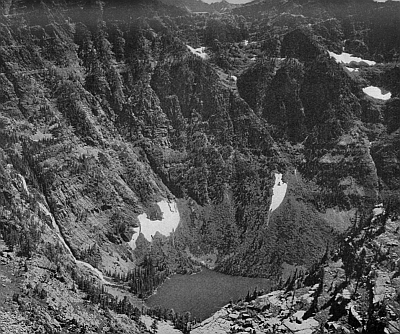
[373,203,384,217]
[371,203,385,223]
[17,174,29,195]
[269,173,288,212]
[345,67,359,73]
[328,51,376,66]
[363,86,391,100]
[129,200,180,250]
[187,45,208,59]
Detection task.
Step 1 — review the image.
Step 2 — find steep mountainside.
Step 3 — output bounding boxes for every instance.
[1,0,400,332]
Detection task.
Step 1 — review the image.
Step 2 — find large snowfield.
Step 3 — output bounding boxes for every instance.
[328,51,376,66]
[363,86,392,100]
[129,200,180,249]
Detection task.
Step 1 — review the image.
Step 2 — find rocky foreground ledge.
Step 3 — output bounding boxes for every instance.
[191,285,321,334]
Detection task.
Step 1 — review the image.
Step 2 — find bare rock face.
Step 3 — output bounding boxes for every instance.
[281,28,324,62]
[383,98,400,134]
[371,130,400,191]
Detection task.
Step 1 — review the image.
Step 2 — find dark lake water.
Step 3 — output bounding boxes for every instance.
[146,268,271,320]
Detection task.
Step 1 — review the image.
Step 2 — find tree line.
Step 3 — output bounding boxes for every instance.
[71,268,194,333]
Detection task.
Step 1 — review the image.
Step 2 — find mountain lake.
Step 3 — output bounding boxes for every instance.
[146,268,271,320]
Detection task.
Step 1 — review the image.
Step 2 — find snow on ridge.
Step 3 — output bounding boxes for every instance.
[269,173,288,212]
[129,200,180,250]
[328,51,376,66]
[363,86,391,100]
[187,45,208,59]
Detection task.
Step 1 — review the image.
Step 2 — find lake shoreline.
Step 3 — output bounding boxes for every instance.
[145,267,271,320]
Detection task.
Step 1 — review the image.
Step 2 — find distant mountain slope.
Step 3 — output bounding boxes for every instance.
[210,0,241,11]
[159,0,213,12]
[159,0,240,12]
